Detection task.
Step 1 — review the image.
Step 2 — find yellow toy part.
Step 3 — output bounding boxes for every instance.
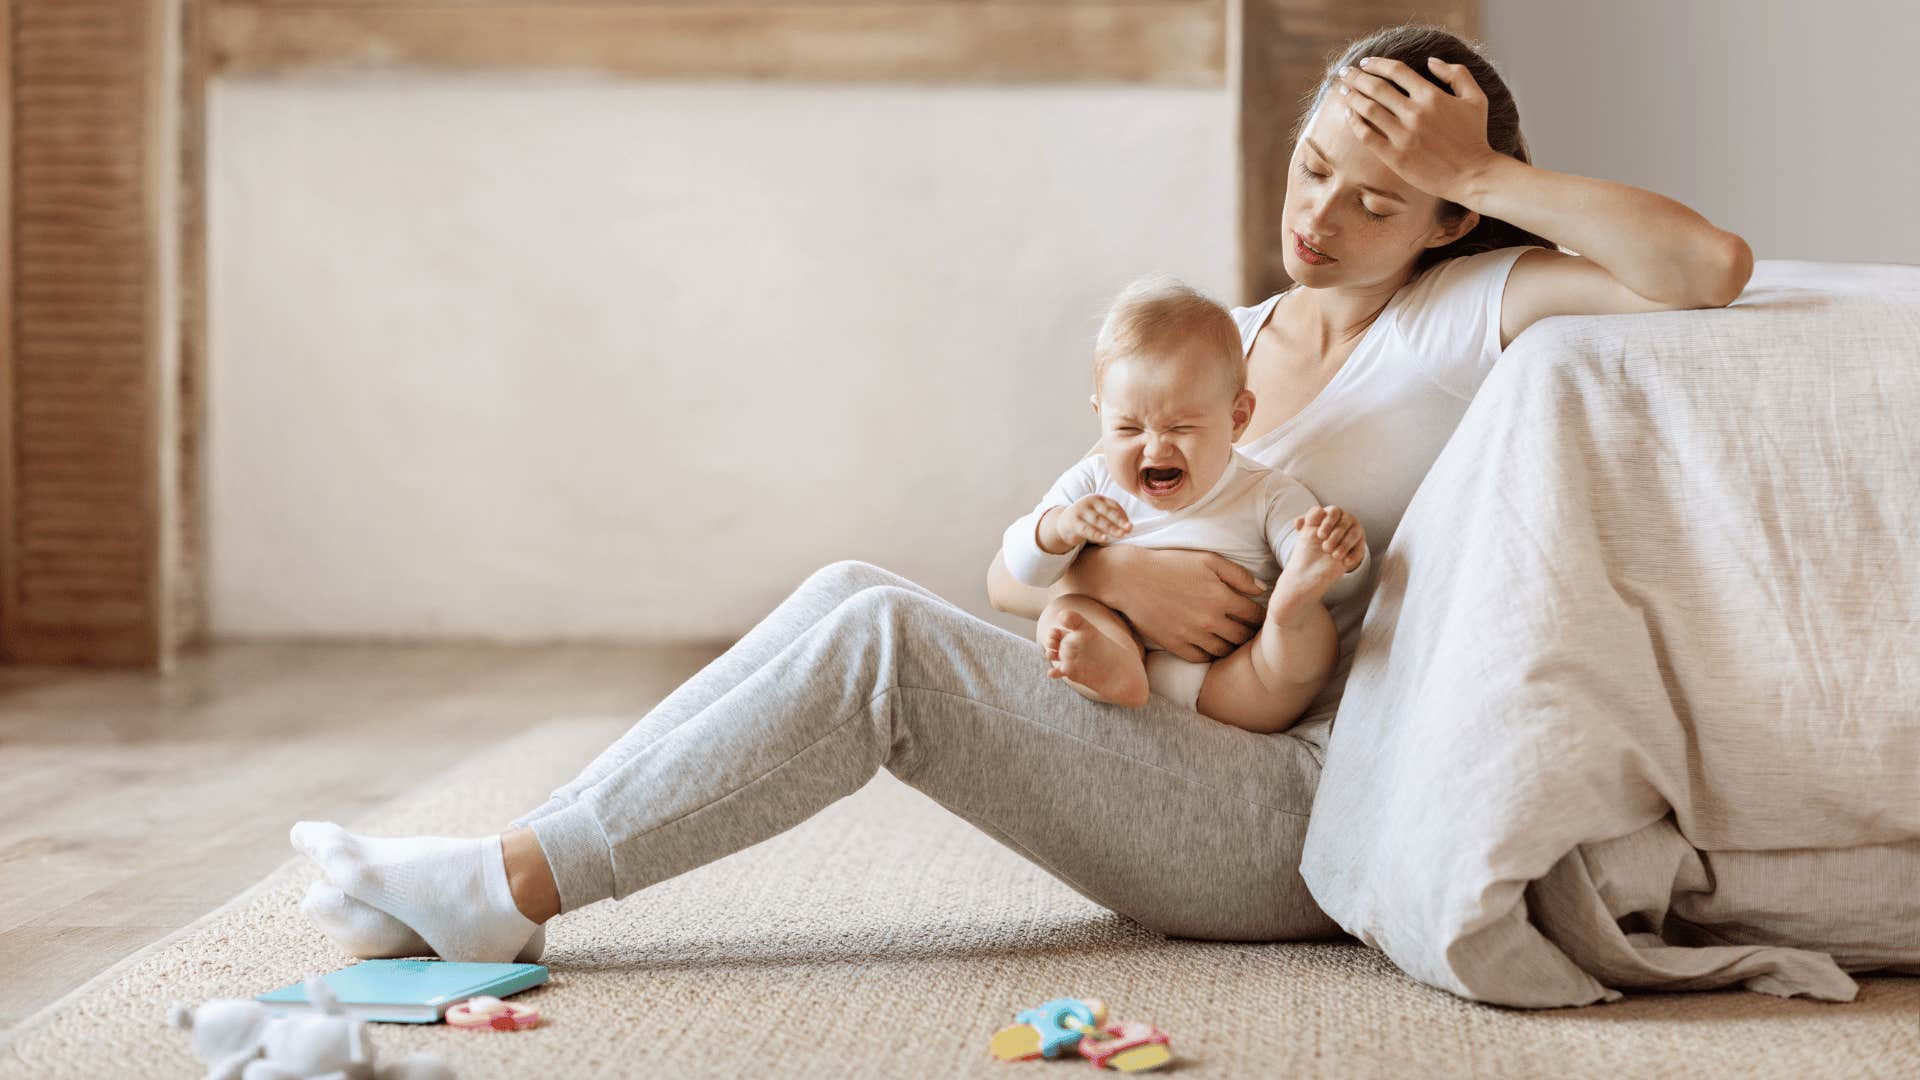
[1097,1041,1174,1073]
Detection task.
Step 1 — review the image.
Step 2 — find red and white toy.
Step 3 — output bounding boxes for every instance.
[1075,1019,1172,1072]
[445,996,539,1032]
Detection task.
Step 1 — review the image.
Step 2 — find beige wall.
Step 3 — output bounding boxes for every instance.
[1484,0,1919,263]
[212,3,1917,643]
[208,76,1233,640]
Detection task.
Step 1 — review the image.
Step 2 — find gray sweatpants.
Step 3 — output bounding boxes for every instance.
[520,560,1343,941]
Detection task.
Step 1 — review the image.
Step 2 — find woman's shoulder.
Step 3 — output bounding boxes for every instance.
[1387,246,1537,390]
[1394,246,1535,312]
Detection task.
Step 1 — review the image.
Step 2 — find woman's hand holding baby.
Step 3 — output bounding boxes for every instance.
[1064,546,1268,663]
[1037,495,1133,555]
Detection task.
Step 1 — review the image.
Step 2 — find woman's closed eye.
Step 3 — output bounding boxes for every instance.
[1296,162,1391,220]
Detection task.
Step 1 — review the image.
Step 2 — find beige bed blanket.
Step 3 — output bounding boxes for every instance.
[1300,259,1920,1007]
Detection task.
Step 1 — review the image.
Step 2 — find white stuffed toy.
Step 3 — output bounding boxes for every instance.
[168,976,455,1080]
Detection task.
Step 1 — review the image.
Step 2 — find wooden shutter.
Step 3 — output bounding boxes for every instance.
[1,0,205,668]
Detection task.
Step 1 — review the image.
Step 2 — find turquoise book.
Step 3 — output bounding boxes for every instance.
[256,959,548,1023]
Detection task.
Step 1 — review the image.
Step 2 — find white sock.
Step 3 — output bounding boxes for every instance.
[302,880,430,958]
[300,881,546,962]
[291,823,542,964]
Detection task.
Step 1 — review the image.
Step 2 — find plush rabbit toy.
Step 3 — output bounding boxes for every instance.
[168,976,454,1080]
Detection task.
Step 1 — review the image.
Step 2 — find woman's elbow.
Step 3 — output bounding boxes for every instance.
[986,584,1012,614]
[985,554,1013,612]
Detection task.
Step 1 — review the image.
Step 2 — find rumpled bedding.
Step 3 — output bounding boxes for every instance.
[1300,259,1920,1007]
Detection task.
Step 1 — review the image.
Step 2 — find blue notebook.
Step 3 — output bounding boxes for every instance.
[257,959,548,1023]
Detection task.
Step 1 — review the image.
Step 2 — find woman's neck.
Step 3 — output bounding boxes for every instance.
[1292,272,1411,353]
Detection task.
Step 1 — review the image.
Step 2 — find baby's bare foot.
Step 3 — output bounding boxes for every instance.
[1269,523,1350,627]
[1050,610,1151,708]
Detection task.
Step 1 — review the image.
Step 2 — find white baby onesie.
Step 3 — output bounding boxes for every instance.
[1002,448,1372,710]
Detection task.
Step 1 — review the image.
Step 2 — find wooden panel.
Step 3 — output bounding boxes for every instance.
[209,1,1227,85]
[1235,0,1477,303]
[177,0,210,646]
[0,4,11,662]
[2,0,185,667]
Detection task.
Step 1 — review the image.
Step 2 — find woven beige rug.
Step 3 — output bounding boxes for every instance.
[5,718,1914,1079]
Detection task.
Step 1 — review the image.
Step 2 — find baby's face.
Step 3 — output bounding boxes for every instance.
[1094,346,1253,512]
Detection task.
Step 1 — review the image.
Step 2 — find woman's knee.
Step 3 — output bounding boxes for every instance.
[831,583,939,626]
[806,559,905,602]
[823,586,978,672]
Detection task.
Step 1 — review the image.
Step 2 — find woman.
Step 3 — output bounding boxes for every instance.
[291,25,1753,960]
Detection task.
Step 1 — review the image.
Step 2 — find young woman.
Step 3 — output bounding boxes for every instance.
[291,25,1753,960]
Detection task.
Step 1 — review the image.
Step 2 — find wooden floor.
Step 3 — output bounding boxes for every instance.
[0,640,722,1031]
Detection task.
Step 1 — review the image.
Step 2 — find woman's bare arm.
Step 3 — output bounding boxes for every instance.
[1459,154,1751,311]
[991,439,1268,660]
[1334,56,1751,313]
[987,544,1268,663]
[986,549,1056,620]
[984,546,1121,620]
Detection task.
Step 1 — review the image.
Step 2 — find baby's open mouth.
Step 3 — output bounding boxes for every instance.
[1141,467,1184,496]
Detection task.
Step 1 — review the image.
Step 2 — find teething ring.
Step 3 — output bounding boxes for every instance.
[446,996,539,1031]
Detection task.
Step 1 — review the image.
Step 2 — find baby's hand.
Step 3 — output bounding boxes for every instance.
[1048,494,1133,548]
[1291,505,1366,572]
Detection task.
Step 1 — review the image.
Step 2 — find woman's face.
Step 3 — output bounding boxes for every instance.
[1281,99,1459,287]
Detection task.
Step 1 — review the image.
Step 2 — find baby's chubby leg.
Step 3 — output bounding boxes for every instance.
[1193,602,1335,734]
[1195,508,1358,733]
[1036,594,1152,708]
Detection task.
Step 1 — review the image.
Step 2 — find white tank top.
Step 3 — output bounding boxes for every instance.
[1230,246,1530,710]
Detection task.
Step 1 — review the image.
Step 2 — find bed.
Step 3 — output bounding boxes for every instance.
[1299,258,1920,1007]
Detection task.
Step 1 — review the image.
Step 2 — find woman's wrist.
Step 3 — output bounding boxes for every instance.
[1449,149,1519,207]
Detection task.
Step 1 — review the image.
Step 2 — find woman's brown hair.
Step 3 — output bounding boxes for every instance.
[1290,23,1558,275]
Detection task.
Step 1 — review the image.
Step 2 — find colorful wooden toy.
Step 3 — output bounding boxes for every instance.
[1075,1019,1173,1073]
[989,997,1108,1060]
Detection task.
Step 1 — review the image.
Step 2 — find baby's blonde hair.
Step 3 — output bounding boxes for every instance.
[1093,276,1245,400]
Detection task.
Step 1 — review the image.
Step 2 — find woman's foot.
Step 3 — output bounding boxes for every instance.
[301,880,429,958]
[300,881,547,962]
[1047,610,1151,708]
[291,822,542,963]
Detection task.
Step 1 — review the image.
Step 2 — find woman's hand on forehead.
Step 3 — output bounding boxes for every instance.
[1333,55,1501,204]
